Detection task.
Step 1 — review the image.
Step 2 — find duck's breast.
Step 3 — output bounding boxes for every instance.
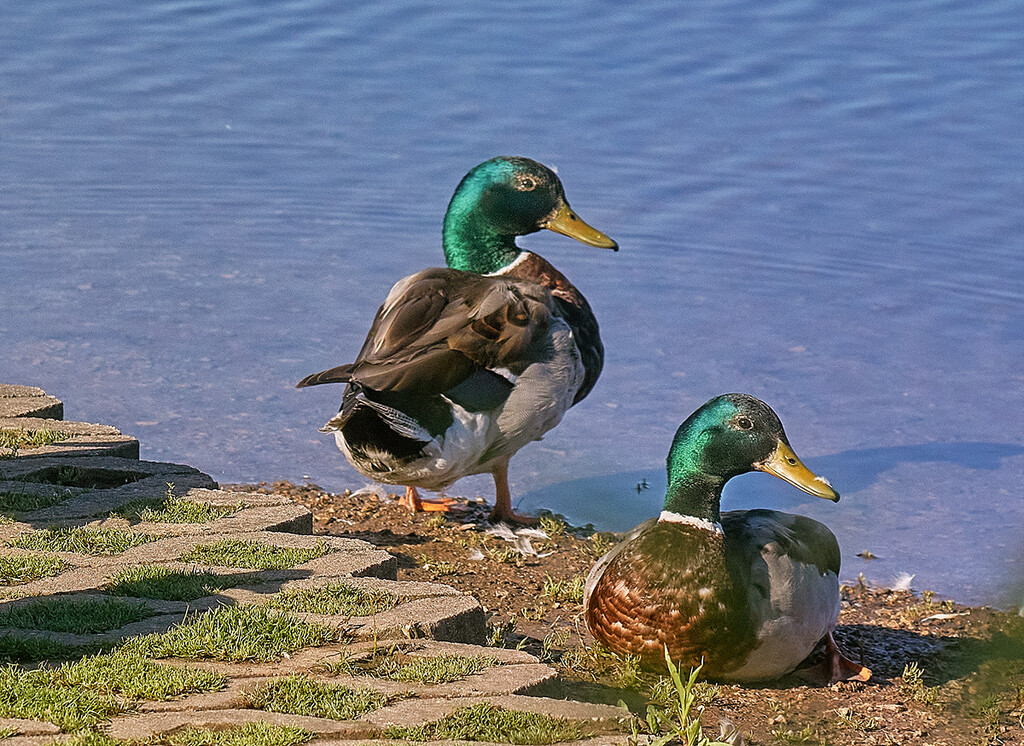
[720,509,841,681]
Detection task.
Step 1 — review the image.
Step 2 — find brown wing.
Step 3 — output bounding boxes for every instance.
[298,267,555,397]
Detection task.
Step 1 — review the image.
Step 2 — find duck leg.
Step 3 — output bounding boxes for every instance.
[399,486,457,513]
[825,631,872,682]
[800,631,872,684]
[488,459,538,524]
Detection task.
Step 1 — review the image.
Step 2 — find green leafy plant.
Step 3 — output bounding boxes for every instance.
[540,574,585,604]
[900,661,938,704]
[640,649,730,746]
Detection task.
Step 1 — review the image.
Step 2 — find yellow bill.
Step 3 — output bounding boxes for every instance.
[543,200,618,250]
[755,441,840,501]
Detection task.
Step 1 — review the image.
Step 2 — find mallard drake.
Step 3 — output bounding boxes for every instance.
[584,394,871,683]
[297,157,617,523]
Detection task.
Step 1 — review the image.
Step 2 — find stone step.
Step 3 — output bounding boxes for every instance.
[0,417,139,460]
[0,384,63,420]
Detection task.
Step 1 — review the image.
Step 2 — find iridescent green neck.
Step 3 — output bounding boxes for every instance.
[442,197,521,274]
[662,401,737,522]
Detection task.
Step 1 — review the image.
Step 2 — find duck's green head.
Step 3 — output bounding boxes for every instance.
[442,156,618,274]
[664,394,839,522]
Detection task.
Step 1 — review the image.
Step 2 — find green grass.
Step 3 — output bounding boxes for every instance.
[373,653,499,684]
[0,650,224,730]
[114,483,238,524]
[900,661,939,704]
[540,574,585,604]
[0,725,17,740]
[43,732,122,746]
[322,651,499,684]
[8,526,156,555]
[267,582,398,616]
[0,634,100,664]
[179,539,333,570]
[0,554,70,586]
[0,486,81,516]
[0,596,155,634]
[243,675,388,720]
[383,703,583,744]
[0,427,69,451]
[116,497,236,524]
[104,565,250,601]
[153,722,311,746]
[125,604,340,662]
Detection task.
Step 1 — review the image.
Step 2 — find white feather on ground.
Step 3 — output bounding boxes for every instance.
[486,524,553,557]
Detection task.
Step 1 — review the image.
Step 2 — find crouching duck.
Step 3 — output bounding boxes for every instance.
[298,157,617,524]
[584,394,871,683]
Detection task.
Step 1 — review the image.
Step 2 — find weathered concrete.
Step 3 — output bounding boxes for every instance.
[0,417,139,459]
[0,384,632,744]
[0,384,63,420]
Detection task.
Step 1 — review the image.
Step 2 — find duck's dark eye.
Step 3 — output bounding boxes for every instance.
[517,176,537,191]
[736,417,754,430]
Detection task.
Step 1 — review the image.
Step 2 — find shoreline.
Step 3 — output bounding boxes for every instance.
[239,479,1024,746]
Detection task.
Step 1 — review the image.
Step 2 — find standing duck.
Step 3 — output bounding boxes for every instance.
[298,157,617,524]
[584,394,871,683]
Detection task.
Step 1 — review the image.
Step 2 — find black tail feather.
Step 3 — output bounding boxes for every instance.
[296,363,355,388]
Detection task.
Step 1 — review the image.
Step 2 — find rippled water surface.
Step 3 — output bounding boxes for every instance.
[3,0,1023,605]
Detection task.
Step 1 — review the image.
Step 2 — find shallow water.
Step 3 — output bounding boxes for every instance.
[3,0,1023,606]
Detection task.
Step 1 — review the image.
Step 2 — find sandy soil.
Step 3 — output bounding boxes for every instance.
[229,481,1024,746]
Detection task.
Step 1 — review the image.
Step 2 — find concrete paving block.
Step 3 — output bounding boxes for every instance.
[134,677,256,713]
[348,594,487,645]
[0,417,138,459]
[360,693,630,729]
[0,717,61,736]
[104,708,377,742]
[0,385,63,420]
[13,467,216,525]
[306,737,631,746]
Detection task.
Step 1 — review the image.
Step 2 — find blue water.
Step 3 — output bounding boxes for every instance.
[2,0,1023,606]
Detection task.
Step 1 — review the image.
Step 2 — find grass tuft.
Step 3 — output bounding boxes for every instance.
[125,604,340,662]
[9,526,156,555]
[154,721,311,745]
[104,565,249,601]
[322,650,499,684]
[540,574,585,604]
[383,702,582,744]
[0,596,155,634]
[243,675,388,720]
[43,731,122,746]
[0,554,70,586]
[0,650,223,730]
[0,635,100,664]
[268,582,398,616]
[0,486,82,516]
[114,483,237,524]
[0,427,69,451]
[900,661,939,704]
[374,653,499,684]
[179,539,333,570]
